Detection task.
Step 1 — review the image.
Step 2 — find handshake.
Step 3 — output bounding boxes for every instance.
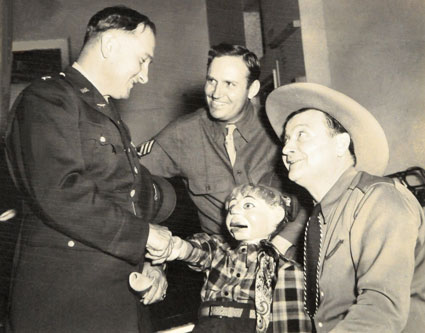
[129,223,193,303]
[145,223,193,264]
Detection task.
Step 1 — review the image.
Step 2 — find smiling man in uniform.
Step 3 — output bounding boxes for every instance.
[139,43,306,247]
[5,6,174,332]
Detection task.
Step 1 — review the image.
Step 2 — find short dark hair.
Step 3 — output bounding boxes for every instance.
[83,6,156,45]
[284,108,357,164]
[207,43,260,86]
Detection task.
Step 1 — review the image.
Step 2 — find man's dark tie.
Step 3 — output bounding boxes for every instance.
[304,204,322,318]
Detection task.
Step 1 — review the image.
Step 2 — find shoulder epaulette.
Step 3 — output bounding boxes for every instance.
[137,139,155,157]
[356,172,394,193]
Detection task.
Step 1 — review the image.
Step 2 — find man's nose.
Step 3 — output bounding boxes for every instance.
[212,83,223,98]
[282,141,294,156]
[137,67,149,84]
[229,205,241,215]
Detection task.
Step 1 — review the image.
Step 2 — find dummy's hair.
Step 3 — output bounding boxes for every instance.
[225,183,297,222]
[82,5,156,46]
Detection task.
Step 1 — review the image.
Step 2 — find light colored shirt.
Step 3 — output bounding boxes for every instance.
[314,167,425,332]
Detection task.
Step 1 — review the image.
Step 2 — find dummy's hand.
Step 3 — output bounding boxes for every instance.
[146,224,173,264]
[137,261,168,305]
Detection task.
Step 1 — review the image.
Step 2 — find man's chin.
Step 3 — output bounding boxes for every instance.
[208,108,226,120]
[288,168,302,183]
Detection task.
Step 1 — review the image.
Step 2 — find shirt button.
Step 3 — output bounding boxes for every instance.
[236,273,241,278]
[130,189,136,197]
[241,247,246,253]
[224,291,229,296]
[100,136,106,143]
[134,166,138,174]
[318,322,323,328]
[68,240,75,247]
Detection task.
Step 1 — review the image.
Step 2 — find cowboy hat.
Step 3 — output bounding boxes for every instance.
[265,82,389,176]
[151,175,176,224]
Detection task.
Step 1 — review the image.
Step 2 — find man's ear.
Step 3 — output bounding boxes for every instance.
[248,79,260,99]
[336,132,351,157]
[100,32,115,59]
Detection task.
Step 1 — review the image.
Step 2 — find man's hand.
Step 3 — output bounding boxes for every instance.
[271,205,309,261]
[138,261,168,305]
[146,224,173,264]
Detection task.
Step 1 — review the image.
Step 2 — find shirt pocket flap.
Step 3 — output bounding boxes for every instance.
[188,176,231,195]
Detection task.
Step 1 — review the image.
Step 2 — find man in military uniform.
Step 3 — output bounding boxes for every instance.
[139,43,308,252]
[266,82,425,332]
[5,6,174,332]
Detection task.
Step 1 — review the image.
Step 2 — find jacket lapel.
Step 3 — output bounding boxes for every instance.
[62,66,117,121]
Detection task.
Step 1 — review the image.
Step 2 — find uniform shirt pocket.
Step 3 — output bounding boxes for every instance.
[80,120,130,187]
[187,176,231,195]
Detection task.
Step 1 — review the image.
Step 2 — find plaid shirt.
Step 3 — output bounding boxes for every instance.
[184,233,312,332]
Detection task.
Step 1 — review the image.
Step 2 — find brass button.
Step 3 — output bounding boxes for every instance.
[130,189,136,197]
[100,136,106,143]
[68,240,75,247]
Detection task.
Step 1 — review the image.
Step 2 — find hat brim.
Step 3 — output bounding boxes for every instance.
[151,175,176,224]
[266,83,389,176]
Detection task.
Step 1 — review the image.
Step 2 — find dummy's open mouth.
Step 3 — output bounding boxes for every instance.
[230,223,248,229]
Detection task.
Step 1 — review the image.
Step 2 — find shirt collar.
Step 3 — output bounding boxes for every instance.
[320,166,359,221]
[72,62,109,102]
[206,101,256,142]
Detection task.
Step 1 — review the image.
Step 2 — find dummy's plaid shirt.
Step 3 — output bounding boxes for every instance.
[184,233,312,332]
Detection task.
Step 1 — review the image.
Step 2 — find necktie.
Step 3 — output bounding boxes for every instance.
[224,124,237,166]
[255,240,279,333]
[304,204,323,318]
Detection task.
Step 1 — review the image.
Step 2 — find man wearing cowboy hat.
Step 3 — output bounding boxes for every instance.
[266,82,425,332]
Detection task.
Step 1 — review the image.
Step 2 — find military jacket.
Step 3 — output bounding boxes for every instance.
[5,67,156,332]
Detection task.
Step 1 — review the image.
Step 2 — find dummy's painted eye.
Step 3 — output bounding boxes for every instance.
[243,202,255,209]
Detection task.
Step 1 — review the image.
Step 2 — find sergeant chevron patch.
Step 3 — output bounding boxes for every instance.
[137,139,155,157]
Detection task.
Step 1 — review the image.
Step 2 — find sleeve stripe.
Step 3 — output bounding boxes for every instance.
[138,139,155,157]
